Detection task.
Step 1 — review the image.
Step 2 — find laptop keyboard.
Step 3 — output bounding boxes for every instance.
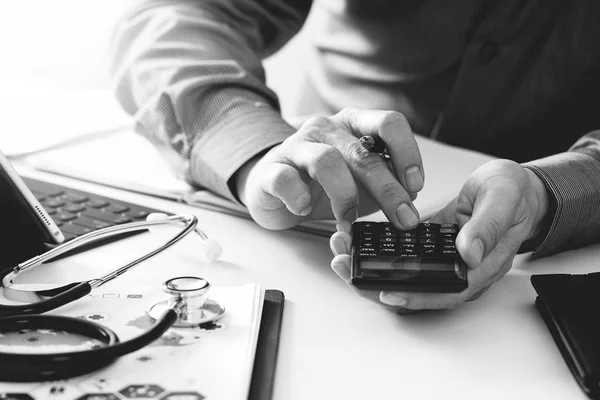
[23,177,164,244]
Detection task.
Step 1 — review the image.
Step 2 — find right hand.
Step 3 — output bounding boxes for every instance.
[235,107,425,230]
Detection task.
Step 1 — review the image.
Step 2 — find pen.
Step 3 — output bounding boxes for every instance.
[360,135,389,159]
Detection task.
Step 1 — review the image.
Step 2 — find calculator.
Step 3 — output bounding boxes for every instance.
[350,222,468,293]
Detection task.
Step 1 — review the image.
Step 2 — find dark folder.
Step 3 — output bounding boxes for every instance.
[249,289,285,400]
[531,273,600,399]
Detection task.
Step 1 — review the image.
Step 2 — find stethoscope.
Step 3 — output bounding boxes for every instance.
[0,213,225,382]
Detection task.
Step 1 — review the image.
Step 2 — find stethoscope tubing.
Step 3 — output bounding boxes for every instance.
[0,308,177,382]
[0,214,198,318]
[0,213,215,382]
[0,282,91,318]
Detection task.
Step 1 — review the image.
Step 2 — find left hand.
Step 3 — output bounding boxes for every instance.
[329,159,551,313]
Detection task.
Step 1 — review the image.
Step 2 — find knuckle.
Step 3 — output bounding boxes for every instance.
[484,217,504,243]
[302,116,332,131]
[337,189,357,206]
[378,181,401,200]
[312,145,344,171]
[379,111,409,133]
[336,106,359,120]
[347,143,380,171]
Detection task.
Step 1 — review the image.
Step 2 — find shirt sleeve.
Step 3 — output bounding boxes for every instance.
[522,130,600,258]
[109,0,311,201]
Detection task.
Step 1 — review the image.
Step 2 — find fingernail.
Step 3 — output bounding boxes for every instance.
[471,238,484,264]
[330,237,348,256]
[380,292,408,307]
[299,205,312,216]
[343,206,358,222]
[396,203,419,228]
[405,165,424,192]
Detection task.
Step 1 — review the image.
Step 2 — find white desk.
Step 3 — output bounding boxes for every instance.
[10,168,595,400]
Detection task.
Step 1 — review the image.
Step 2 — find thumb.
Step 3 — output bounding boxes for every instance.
[455,185,520,267]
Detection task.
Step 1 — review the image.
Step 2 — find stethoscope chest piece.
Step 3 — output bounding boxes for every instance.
[149,276,225,327]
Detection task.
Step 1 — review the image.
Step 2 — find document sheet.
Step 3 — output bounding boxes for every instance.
[0,284,264,400]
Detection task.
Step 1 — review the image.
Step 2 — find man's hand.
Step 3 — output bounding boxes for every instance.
[329,159,551,312]
[235,108,425,230]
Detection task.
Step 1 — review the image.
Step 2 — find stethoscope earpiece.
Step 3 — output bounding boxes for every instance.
[146,212,169,221]
[146,213,221,261]
[201,238,222,261]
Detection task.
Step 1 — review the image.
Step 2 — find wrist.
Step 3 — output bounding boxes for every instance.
[234,156,261,207]
[525,167,552,241]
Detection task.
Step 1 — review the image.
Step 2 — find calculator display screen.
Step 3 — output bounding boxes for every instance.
[361,259,458,273]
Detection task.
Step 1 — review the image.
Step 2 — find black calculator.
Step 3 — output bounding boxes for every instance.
[350,222,468,293]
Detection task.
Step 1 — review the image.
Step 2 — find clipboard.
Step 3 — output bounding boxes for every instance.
[249,289,286,400]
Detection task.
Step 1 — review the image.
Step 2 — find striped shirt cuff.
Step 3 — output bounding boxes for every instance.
[190,106,295,202]
[523,152,600,259]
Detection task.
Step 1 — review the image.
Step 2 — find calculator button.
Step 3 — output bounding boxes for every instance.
[381,231,396,237]
[440,228,457,234]
[421,244,436,250]
[398,231,417,238]
[381,237,396,243]
[402,246,417,255]
[421,238,436,244]
[442,249,457,255]
[441,223,457,228]
[400,237,416,243]
[379,248,397,255]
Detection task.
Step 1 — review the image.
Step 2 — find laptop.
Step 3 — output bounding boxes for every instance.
[1,149,164,269]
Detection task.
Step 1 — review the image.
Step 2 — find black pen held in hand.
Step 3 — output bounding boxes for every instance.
[360,135,389,159]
